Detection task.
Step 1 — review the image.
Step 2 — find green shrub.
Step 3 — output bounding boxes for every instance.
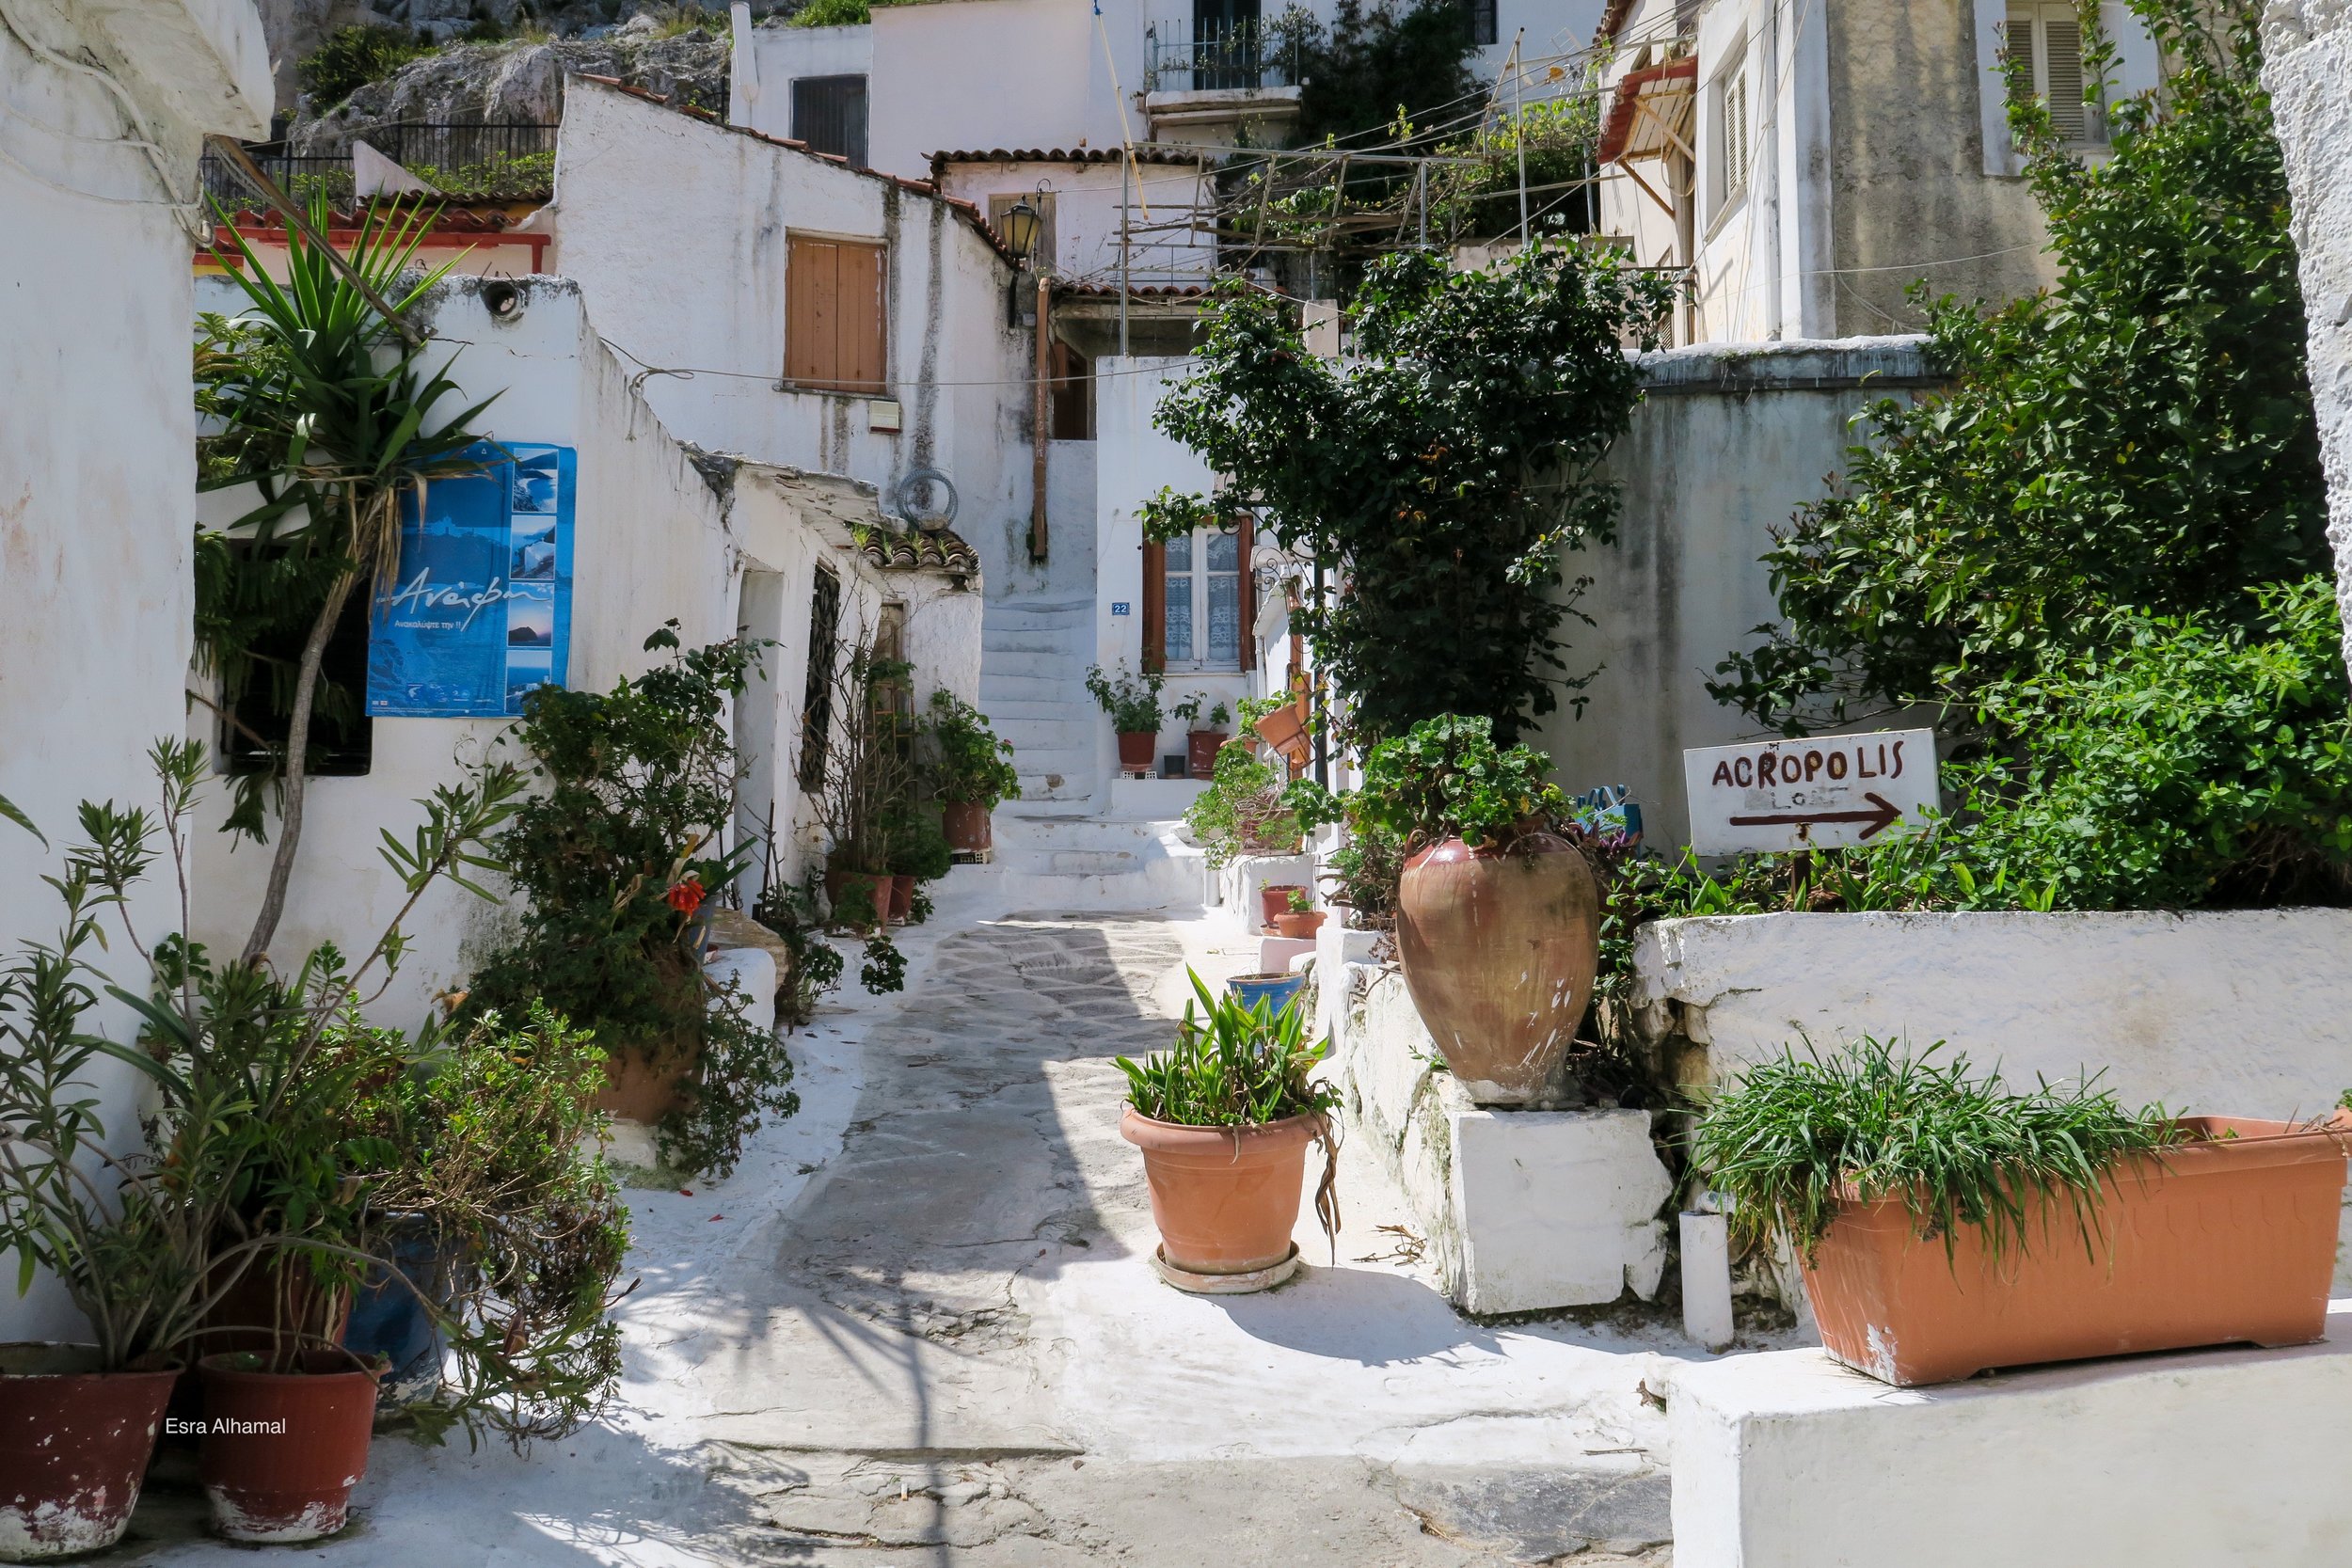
[467,625,797,1180]
[298,24,434,108]
[887,813,955,881]
[1146,247,1672,744]
[1692,1037,2185,1266]
[790,0,872,24]
[1347,713,1562,849]
[1184,743,1303,867]
[921,689,1020,807]
[1714,0,2325,731]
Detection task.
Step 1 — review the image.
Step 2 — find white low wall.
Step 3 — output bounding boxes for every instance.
[1665,1304,2352,1568]
[1335,965,1673,1313]
[1633,910,2352,1119]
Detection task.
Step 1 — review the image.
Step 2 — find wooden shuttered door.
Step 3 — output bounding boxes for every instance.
[786,235,887,394]
[1233,513,1256,672]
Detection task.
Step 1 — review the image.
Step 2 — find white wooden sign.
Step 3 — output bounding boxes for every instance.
[1683,729,1938,854]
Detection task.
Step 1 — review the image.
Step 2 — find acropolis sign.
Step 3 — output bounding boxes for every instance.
[1682,729,1939,855]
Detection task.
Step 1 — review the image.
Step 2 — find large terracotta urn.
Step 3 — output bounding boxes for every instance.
[1395,832,1599,1105]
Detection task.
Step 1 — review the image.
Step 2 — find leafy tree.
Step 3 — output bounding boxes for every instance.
[1146,247,1673,743]
[1711,0,2327,734]
[1283,0,1480,150]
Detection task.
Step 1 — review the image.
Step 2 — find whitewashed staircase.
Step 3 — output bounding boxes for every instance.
[978,595,1098,806]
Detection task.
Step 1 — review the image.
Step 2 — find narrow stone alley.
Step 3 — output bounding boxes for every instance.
[134,899,1690,1566]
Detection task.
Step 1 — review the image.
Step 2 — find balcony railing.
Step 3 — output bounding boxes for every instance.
[1142,18,1300,94]
[199,122,560,206]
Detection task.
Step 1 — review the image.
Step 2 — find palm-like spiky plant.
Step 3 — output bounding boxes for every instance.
[199,195,500,962]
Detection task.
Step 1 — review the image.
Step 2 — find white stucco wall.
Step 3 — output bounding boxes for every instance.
[1528,337,1941,848]
[0,0,271,1344]
[550,77,1041,614]
[1633,909,2352,1121]
[2259,3,2352,683]
[731,21,873,145]
[867,0,1101,180]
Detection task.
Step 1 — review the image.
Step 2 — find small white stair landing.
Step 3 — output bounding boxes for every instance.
[988,780,1214,907]
[979,595,1097,804]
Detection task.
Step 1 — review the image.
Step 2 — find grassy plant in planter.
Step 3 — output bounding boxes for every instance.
[1694,1037,2351,1385]
[1087,661,1165,773]
[1117,971,1340,1291]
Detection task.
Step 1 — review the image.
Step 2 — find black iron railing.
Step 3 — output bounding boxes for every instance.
[199,122,560,206]
[1143,18,1300,93]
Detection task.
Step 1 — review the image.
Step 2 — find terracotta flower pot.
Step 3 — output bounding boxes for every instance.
[1186,729,1228,777]
[592,1037,695,1125]
[198,1349,381,1544]
[1116,729,1158,771]
[1801,1116,2352,1386]
[943,800,993,852]
[1395,833,1598,1106]
[1252,705,1306,753]
[1258,883,1306,931]
[887,873,914,924]
[0,1345,177,1561]
[824,868,888,929]
[1274,909,1326,940]
[1120,1108,1317,1275]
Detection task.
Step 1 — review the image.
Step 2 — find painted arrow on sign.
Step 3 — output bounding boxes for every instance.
[1726,791,1903,841]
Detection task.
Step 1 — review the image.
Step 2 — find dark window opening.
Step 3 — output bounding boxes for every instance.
[223,566,373,778]
[1464,0,1497,46]
[792,74,869,167]
[1049,342,1093,440]
[797,564,843,793]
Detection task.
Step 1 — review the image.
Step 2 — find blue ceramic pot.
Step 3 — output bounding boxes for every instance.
[1225,973,1307,1015]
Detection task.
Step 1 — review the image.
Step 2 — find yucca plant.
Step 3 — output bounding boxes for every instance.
[198,194,500,962]
[1692,1037,2187,1267]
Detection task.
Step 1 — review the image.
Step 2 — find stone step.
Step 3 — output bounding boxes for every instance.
[981,699,1097,726]
[978,657,1087,686]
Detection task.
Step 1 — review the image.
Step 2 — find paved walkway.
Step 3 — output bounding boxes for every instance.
[132,900,1692,1566]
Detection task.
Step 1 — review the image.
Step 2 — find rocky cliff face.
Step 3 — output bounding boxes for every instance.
[262,2,792,122]
[288,24,735,156]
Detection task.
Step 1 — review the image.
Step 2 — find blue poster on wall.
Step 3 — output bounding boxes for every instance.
[366,441,575,717]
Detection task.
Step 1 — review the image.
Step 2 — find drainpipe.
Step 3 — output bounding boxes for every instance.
[1030,274,1052,561]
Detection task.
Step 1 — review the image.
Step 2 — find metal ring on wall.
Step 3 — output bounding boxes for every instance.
[892,467,958,531]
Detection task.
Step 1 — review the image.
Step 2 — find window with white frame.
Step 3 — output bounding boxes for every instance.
[2006,3,2098,143]
[1159,526,1243,670]
[1713,62,1751,215]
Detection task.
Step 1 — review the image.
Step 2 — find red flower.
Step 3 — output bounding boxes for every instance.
[666,875,706,917]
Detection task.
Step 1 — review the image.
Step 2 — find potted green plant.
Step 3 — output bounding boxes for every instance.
[1183,744,1306,879]
[1171,693,1233,778]
[1116,971,1340,1292]
[920,689,1019,853]
[1273,886,1326,941]
[1353,714,1595,1106]
[1285,781,1407,932]
[1,741,553,1557]
[1086,661,1165,775]
[1694,1039,2352,1386]
[1242,689,1306,758]
[885,813,954,923]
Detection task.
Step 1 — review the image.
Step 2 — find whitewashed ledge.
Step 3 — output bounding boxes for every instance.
[1328,960,1672,1313]
[1664,1301,2352,1568]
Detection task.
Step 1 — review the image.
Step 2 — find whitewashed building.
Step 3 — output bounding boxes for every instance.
[1591,0,2160,343]
[0,0,274,1344]
[187,273,982,1022]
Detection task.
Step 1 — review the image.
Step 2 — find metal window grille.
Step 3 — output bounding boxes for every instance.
[797,566,843,793]
[792,74,869,166]
[1466,0,1498,48]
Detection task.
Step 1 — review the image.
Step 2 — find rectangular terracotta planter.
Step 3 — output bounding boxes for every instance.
[1800,1116,2350,1386]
